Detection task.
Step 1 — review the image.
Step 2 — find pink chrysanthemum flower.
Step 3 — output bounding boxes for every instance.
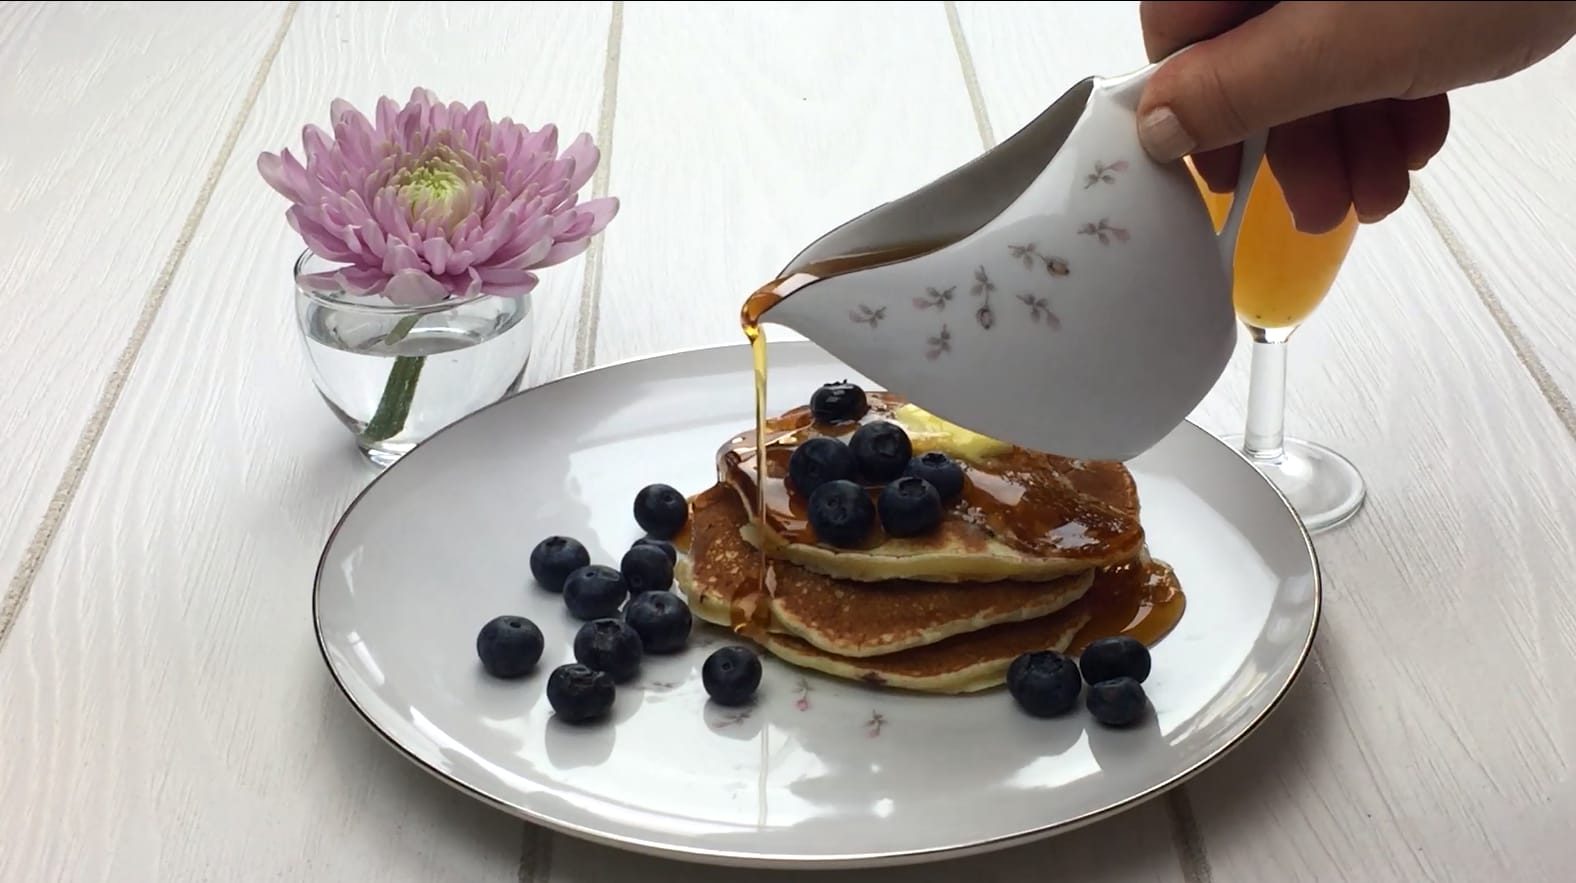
[259,87,618,305]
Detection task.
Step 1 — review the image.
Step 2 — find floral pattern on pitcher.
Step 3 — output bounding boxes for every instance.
[925,324,953,361]
[1084,159,1129,188]
[848,304,886,328]
[912,286,956,311]
[1017,292,1061,328]
[1079,219,1130,245]
[837,156,1135,360]
[970,266,997,329]
[1008,243,1071,276]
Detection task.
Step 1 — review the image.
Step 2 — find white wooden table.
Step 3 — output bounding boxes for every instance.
[4,3,1574,881]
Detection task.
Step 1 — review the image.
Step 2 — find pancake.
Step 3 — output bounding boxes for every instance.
[675,550,1091,695]
[680,484,1095,658]
[755,613,1090,694]
[716,392,1145,583]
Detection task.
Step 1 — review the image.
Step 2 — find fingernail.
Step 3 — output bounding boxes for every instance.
[1138,106,1195,162]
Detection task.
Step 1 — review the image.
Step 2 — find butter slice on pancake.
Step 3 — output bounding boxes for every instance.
[716,393,1145,584]
[674,487,1095,694]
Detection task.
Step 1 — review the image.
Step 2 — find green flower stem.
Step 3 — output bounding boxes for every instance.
[361,314,426,444]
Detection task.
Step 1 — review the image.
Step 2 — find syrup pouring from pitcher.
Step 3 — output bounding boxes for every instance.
[744,59,1268,464]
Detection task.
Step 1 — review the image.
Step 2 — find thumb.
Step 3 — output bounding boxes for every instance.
[1136,4,1401,162]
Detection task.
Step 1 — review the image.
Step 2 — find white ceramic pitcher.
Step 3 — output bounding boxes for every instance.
[753,60,1266,463]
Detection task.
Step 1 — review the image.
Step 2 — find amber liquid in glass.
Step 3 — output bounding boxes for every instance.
[1192,158,1357,330]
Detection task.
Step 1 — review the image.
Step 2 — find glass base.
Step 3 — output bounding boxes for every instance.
[357,438,417,470]
[1221,435,1367,534]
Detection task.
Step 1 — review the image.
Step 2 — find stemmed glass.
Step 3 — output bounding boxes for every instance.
[1192,157,1367,533]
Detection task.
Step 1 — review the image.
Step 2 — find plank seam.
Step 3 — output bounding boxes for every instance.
[1165,788,1215,883]
[526,1,623,875]
[944,1,997,151]
[946,3,1208,880]
[1412,181,1576,439]
[0,1,301,652]
[516,822,554,883]
[570,1,626,373]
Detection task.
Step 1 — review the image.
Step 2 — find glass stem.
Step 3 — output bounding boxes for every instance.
[1243,338,1288,462]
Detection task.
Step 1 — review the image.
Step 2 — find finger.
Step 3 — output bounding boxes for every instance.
[1192,144,1245,194]
[1137,2,1407,162]
[1265,113,1353,235]
[1139,1,1273,61]
[1336,102,1411,224]
[1389,94,1452,170]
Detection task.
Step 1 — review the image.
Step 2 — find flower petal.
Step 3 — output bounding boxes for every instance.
[383,268,449,306]
[257,148,313,203]
[573,196,619,237]
[336,265,392,295]
[422,237,452,275]
[263,91,620,301]
[383,239,428,274]
[533,236,592,268]
[488,213,555,266]
[559,132,601,193]
[286,208,358,262]
[474,267,539,297]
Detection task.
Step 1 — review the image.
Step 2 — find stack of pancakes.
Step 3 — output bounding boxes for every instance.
[673,390,1181,695]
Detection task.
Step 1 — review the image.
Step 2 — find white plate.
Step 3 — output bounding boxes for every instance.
[313,341,1320,870]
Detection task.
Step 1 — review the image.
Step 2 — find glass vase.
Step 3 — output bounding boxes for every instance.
[292,251,534,468]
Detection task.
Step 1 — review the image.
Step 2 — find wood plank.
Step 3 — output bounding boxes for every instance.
[958,3,1576,882]
[1410,43,1576,411]
[553,2,1183,880]
[591,1,986,363]
[0,3,613,881]
[0,0,287,623]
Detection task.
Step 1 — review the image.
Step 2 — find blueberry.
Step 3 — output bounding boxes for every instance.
[702,646,763,707]
[573,619,645,682]
[631,536,677,565]
[620,544,674,595]
[878,476,943,538]
[905,451,966,502]
[849,421,913,483]
[787,436,856,497]
[1006,650,1083,718]
[562,564,628,621]
[529,535,591,593]
[806,479,876,548]
[1086,677,1149,727]
[1079,636,1152,685]
[625,591,693,654]
[474,615,545,679]
[633,483,689,540]
[546,663,616,724]
[810,380,868,424]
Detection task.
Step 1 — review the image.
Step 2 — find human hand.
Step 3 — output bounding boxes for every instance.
[1136,1,1576,233]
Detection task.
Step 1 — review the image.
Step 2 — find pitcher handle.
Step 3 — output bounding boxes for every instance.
[1214,132,1268,281]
